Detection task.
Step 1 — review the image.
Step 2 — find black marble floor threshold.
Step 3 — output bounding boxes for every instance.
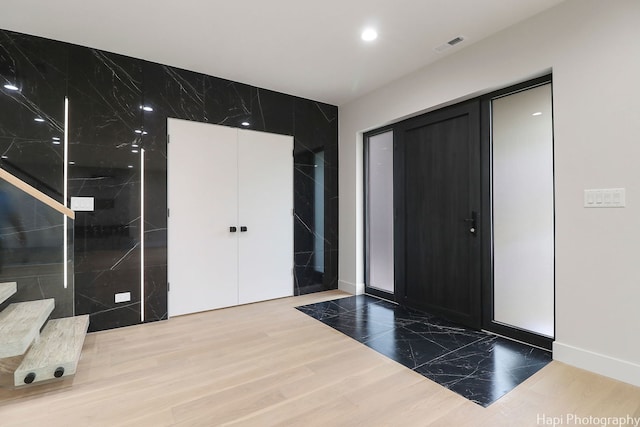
[296,295,552,407]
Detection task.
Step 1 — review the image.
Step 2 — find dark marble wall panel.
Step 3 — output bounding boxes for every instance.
[74,267,141,330]
[70,166,143,331]
[67,48,144,331]
[322,133,339,292]
[205,77,259,129]
[254,89,295,136]
[143,62,205,151]
[140,64,206,322]
[293,99,338,294]
[0,28,338,332]
[142,164,167,323]
[144,264,167,322]
[324,111,339,291]
[0,31,67,199]
[293,149,320,293]
[67,46,143,157]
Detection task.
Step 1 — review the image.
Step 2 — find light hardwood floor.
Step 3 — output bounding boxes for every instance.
[1,290,638,426]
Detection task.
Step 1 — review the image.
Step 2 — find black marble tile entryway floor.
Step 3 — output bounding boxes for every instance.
[296,295,551,407]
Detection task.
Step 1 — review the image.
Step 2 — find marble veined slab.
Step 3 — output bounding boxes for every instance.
[297,295,552,407]
[14,315,90,386]
[0,299,55,358]
[0,282,17,305]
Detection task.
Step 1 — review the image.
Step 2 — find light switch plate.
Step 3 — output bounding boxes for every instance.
[584,188,625,208]
[115,292,131,303]
[70,196,95,211]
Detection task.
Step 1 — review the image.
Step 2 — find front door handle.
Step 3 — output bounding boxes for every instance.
[464,211,478,235]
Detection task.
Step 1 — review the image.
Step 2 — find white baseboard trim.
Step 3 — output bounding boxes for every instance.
[338,280,364,295]
[553,341,640,387]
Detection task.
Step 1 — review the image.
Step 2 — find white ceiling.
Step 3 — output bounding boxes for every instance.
[0,0,564,106]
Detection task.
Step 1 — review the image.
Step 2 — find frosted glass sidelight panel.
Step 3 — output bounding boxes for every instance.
[367,131,394,293]
[492,84,554,337]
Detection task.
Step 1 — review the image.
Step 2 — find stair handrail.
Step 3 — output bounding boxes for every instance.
[0,168,74,219]
[0,159,64,201]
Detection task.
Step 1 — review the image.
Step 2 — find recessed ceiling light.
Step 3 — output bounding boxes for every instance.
[132,143,139,148]
[361,28,378,42]
[34,117,45,122]
[241,122,250,127]
[1,155,7,159]
[140,105,153,112]
[132,149,139,153]
[3,84,19,91]
[69,161,75,165]
[134,129,143,134]
[128,165,134,168]
[52,140,61,145]
[532,112,542,116]
[52,137,60,141]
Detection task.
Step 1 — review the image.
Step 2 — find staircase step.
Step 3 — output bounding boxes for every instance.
[0,355,23,388]
[0,299,55,358]
[0,282,17,305]
[14,315,90,386]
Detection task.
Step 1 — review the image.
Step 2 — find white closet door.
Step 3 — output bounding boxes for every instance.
[168,119,239,316]
[237,129,293,304]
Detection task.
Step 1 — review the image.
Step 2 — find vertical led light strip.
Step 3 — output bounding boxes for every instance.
[140,148,145,322]
[63,97,69,289]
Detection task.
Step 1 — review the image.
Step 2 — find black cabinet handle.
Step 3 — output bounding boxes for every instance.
[240,226,247,232]
[229,226,237,233]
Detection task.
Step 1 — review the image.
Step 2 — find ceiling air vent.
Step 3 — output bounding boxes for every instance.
[434,36,465,53]
[448,36,464,46]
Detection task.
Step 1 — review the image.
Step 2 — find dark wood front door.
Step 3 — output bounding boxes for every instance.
[394,100,482,329]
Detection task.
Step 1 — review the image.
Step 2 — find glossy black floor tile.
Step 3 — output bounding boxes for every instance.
[296,294,372,320]
[296,295,552,407]
[366,322,486,370]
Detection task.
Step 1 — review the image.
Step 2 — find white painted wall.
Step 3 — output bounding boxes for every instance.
[339,0,640,386]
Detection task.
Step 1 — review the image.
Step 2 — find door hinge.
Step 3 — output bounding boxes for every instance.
[167,208,170,218]
[167,282,170,292]
[167,134,170,144]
